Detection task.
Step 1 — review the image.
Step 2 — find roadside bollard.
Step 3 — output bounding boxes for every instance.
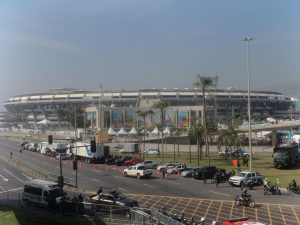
[156,170,160,177]
[92,164,96,170]
[114,166,117,172]
[106,165,109,172]
[98,165,101,171]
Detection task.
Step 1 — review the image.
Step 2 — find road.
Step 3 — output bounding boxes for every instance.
[1,137,300,224]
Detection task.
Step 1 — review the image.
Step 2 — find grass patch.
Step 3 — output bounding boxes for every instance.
[0,204,106,225]
[146,152,300,187]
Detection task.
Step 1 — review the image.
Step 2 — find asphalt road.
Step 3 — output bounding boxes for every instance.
[0,139,300,224]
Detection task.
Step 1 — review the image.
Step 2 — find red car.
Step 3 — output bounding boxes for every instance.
[222,217,266,225]
[124,157,143,166]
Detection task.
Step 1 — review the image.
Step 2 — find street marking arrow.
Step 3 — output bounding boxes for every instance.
[0,173,8,181]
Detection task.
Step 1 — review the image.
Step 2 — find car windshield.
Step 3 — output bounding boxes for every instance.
[236,172,246,177]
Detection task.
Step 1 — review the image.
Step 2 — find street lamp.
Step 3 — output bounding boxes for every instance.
[243,37,254,171]
[98,84,102,131]
[289,106,293,133]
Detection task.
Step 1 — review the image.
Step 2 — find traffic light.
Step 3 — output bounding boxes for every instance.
[48,135,53,144]
[72,160,77,170]
[58,176,64,187]
[90,140,96,153]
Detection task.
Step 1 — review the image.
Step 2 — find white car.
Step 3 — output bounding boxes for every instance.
[167,165,186,174]
[157,162,181,172]
[229,171,264,186]
[145,148,160,155]
[136,160,158,169]
[123,165,153,179]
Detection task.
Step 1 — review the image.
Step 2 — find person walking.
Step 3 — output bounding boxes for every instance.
[215,171,220,187]
[162,168,166,179]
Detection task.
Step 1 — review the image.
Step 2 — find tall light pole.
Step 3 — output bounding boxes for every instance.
[243,37,254,171]
[98,84,102,131]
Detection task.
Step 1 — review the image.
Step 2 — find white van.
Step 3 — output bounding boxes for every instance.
[23,179,62,206]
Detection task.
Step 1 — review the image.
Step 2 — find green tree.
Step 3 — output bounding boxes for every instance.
[136,109,154,160]
[189,122,205,165]
[153,100,169,162]
[194,75,217,166]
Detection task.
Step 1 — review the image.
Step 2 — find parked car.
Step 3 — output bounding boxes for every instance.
[167,164,186,174]
[144,148,160,155]
[193,166,218,180]
[140,160,158,169]
[20,140,28,147]
[28,143,38,152]
[181,168,199,178]
[157,162,181,172]
[106,155,121,165]
[56,153,69,160]
[220,148,250,158]
[123,165,153,179]
[229,171,264,186]
[124,157,143,167]
[115,156,133,166]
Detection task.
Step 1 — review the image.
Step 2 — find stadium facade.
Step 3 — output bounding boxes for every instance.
[3,88,294,129]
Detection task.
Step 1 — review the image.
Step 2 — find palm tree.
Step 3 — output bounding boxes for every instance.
[194,75,217,166]
[153,100,169,161]
[136,109,154,160]
[189,122,205,165]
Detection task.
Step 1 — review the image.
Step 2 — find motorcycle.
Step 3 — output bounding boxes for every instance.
[234,194,255,208]
[264,184,281,195]
[241,178,256,190]
[287,181,299,194]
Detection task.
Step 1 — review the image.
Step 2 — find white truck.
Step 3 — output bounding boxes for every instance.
[123,165,153,179]
[67,142,110,163]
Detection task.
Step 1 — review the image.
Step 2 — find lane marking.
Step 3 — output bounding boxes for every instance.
[22,173,32,180]
[0,186,5,191]
[56,167,59,169]
[0,173,8,181]
[114,175,123,179]
[0,187,23,194]
[168,181,182,185]
[209,190,231,197]
[118,187,129,192]
[90,178,100,182]
[144,184,158,189]
[3,169,24,183]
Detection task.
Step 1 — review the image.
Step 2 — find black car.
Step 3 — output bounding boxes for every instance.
[106,155,121,165]
[115,156,133,166]
[90,156,107,164]
[193,166,218,180]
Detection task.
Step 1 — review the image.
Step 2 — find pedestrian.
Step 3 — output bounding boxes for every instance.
[97,186,103,196]
[237,161,241,172]
[215,171,220,187]
[162,169,166,179]
[10,152,13,159]
[202,172,207,184]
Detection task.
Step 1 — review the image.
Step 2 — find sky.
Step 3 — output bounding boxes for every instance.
[1,0,300,110]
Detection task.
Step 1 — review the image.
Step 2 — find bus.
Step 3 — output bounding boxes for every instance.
[23,179,62,207]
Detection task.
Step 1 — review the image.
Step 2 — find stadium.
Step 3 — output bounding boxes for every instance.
[3,88,294,129]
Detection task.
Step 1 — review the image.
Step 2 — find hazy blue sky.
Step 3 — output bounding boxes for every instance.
[1,0,300,109]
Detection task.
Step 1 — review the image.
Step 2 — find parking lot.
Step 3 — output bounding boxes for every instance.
[128,194,300,225]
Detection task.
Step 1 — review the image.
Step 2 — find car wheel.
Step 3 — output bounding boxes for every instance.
[258,179,263,185]
[124,172,128,177]
[240,181,244,187]
[137,174,141,179]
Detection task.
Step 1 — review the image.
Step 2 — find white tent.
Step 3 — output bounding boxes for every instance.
[117,127,128,135]
[140,128,150,135]
[37,119,54,125]
[163,127,171,136]
[151,126,161,136]
[108,127,117,135]
[128,127,137,135]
